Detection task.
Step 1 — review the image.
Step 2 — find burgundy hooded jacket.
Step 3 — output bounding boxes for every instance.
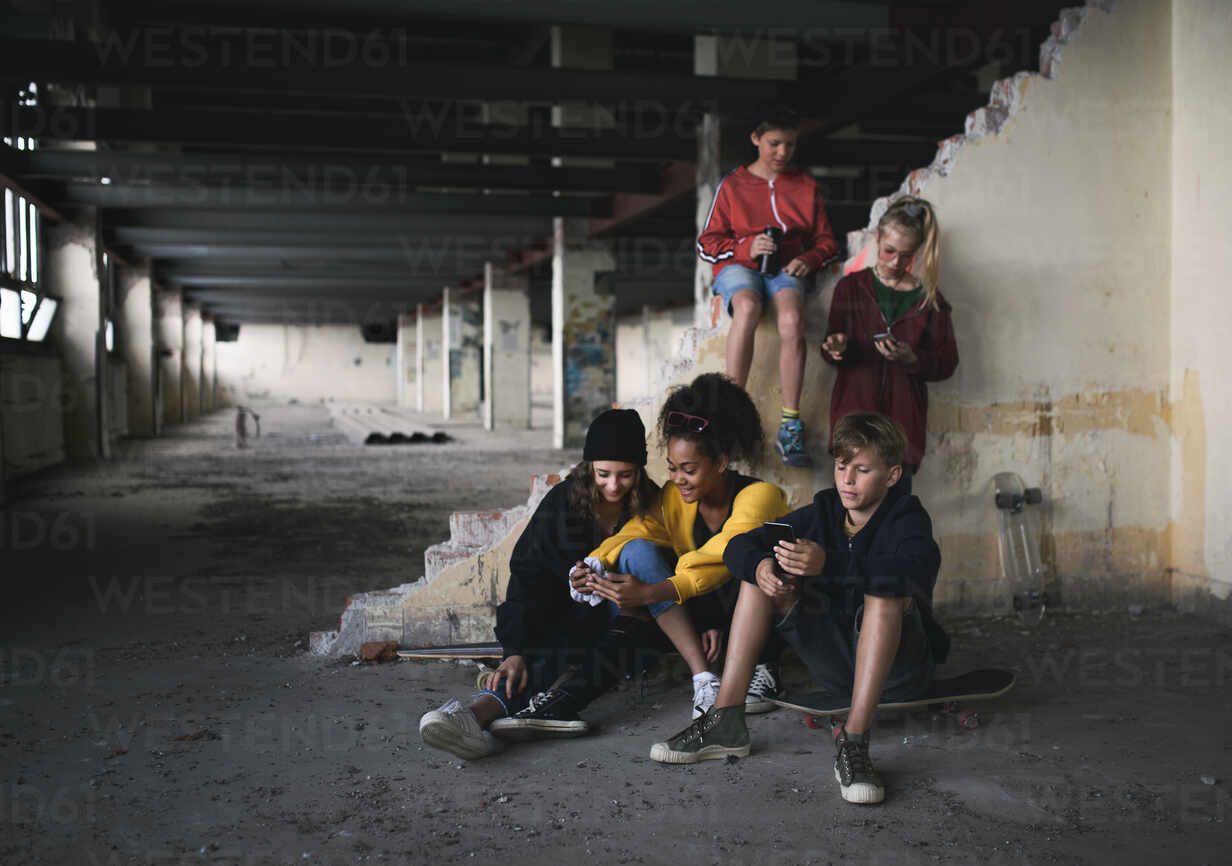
[822,268,959,468]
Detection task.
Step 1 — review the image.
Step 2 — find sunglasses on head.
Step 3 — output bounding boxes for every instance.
[665,411,710,433]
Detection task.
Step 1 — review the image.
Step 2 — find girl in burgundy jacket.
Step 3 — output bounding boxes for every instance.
[820,197,958,471]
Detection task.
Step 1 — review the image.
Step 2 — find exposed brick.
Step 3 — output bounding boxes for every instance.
[359,640,398,662]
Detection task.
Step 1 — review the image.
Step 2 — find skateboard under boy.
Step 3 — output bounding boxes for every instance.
[993,471,1047,625]
[770,668,1015,730]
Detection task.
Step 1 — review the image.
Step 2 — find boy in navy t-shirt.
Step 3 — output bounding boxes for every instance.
[648,412,949,805]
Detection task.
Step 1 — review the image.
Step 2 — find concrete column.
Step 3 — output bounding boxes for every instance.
[182,304,203,421]
[442,287,481,420]
[118,264,155,436]
[417,303,443,415]
[155,286,183,430]
[396,312,417,408]
[483,263,531,431]
[693,35,798,326]
[45,212,103,459]
[551,218,616,450]
[202,318,216,412]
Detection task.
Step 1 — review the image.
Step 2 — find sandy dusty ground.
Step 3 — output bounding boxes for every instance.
[1,405,1228,865]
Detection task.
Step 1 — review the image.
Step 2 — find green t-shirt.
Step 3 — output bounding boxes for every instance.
[873,274,924,326]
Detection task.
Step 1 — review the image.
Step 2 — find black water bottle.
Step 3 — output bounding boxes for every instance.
[759,225,782,275]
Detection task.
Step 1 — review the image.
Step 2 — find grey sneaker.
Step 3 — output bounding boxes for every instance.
[775,419,813,467]
[834,728,884,804]
[489,688,589,742]
[419,698,504,760]
[691,673,721,720]
[744,663,781,714]
[650,706,751,764]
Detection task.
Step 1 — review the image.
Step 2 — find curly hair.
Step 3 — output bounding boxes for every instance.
[656,372,764,462]
[565,460,659,529]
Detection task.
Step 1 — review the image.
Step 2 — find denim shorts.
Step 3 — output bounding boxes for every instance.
[712,264,806,316]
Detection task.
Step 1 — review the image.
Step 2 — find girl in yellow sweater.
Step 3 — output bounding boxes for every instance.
[579,373,788,718]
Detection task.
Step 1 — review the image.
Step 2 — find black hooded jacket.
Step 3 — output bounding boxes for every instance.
[723,478,950,662]
[494,477,620,660]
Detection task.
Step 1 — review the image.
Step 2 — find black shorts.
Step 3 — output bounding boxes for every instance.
[775,592,934,702]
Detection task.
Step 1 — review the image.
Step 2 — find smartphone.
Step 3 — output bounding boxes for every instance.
[763,521,796,546]
[873,331,891,341]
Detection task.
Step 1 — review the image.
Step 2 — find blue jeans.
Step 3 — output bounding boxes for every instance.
[617,539,678,618]
[713,264,806,317]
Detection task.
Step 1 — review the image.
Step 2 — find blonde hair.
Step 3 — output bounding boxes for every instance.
[877,196,941,310]
[831,412,907,468]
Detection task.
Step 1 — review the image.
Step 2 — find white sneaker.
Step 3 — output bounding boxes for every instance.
[745,663,781,715]
[419,698,505,760]
[691,673,721,720]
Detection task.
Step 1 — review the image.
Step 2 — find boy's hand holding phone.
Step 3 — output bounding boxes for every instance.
[755,556,798,602]
[774,539,826,578]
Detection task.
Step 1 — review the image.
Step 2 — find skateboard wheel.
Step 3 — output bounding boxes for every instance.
[1024,488,1043,505]
[994,492,1022,510]
[805,715,824,729]
[958,711,980,729]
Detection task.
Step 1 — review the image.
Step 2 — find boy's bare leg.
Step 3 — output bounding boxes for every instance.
[772,289,806,412]
[715,581,783,707]
[725,289,762,388]
[653,604,710,675]
[845,595,912,735]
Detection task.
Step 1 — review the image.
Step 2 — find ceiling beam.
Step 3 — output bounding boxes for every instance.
[0,36,777,110]
[102,208,552,235]
[8,150,660,195]
[3,105,696,161]
[46,181,609,216]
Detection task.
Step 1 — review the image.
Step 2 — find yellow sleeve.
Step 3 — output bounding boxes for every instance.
[589,497,671,570]
[668,481,789,602]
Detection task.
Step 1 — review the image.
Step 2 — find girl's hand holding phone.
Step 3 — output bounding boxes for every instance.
[873,335,917,365]
[821,333,847,361]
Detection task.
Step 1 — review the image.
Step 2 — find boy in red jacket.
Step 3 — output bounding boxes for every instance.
[697,106,840,467]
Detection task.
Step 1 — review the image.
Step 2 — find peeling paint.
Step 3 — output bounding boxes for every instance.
[1170,369,1207,578]
[930,387,1169,439]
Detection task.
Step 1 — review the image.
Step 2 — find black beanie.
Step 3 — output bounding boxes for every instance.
[583,409,647,466]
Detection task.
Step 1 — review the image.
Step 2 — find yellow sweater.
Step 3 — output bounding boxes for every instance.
[590,476,788,602]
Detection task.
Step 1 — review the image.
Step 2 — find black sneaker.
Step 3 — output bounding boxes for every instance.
[489,689,589,742]
[834,728,884,804]
[744,663,782,714]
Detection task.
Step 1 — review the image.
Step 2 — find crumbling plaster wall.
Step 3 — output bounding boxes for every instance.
[1169,0,1232,615]
[215,324,395,406]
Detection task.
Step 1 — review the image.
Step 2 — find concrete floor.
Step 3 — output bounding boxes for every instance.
[1,405,1228,865]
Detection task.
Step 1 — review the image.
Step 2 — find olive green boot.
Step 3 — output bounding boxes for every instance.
[649,705,750,764]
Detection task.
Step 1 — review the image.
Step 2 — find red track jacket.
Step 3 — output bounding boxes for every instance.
[822,268,959,469]
[697,166,840,277]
